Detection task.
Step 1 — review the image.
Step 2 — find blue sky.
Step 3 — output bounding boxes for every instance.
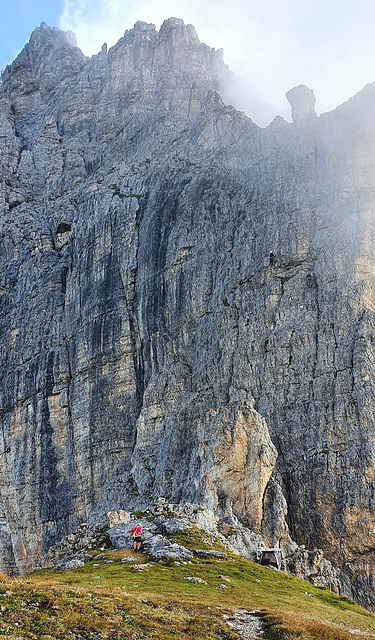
[2,0,375,122]
[0,0,63,70]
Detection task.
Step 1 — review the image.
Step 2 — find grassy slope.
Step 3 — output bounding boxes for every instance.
[0,529,374,639]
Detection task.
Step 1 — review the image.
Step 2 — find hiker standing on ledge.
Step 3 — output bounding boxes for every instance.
[269,252,275,267]
[131,523,143,551]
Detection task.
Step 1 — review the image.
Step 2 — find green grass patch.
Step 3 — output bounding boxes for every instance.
[0,530,373,639]
[169,525,229,552]
[132,509,155,521]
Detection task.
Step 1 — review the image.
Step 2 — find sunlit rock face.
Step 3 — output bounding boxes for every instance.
[2,18,375,608]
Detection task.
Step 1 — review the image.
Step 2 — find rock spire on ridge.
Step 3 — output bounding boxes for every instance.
[286,84,316,123]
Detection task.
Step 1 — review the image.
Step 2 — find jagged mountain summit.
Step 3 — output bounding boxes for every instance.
[1,18,375,609]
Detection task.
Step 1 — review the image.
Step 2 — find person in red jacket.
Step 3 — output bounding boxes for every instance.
[130,523,143,551]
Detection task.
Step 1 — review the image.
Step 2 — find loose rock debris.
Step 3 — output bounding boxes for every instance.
[224,609,264,638]
[183,576,208,584]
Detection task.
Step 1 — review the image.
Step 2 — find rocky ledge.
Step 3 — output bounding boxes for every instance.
[42,498,351,599]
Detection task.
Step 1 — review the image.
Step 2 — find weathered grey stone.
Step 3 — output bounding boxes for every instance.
[2,16,375,611]
[283,545,352,597]
[157,518,189,534]
[184,576,207,584]
[108,510,131,527]
[42,522,109,568]
[226,529,265,562]
[131,563,151,571]
[53,555,84,571]
[108,520,156,549]
[225,610,264,639]
[194,549,227,558]
[143,534,193,560]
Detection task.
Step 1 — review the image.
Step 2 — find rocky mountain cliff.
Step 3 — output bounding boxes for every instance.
[2,18,375,609]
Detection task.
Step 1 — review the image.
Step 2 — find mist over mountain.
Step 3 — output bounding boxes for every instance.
[2,18,375,609]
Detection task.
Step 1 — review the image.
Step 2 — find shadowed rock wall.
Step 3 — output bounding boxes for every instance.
[1,18,375,608]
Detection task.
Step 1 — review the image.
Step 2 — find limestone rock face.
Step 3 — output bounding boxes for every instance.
[2,19,375,608]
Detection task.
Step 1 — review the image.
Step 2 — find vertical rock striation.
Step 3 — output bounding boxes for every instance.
[1,18,375,608]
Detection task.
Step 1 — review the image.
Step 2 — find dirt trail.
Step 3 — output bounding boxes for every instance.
[224,609,264,638]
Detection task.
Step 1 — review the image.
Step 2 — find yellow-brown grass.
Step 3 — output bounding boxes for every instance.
[0,538,372,639]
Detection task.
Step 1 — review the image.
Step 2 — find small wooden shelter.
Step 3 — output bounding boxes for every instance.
[258,548,282,570]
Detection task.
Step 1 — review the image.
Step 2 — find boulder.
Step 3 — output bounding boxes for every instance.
[143,535,193,560]
[108,520,156,549]
[53,556,84,571]
[156,518,190,535]
[107,510,131,528]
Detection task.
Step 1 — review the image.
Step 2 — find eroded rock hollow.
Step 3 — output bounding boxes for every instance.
[1,18,375,608]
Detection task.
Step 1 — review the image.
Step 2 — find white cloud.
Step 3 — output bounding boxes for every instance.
[59,0,132,54]
[59,0,375,119]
